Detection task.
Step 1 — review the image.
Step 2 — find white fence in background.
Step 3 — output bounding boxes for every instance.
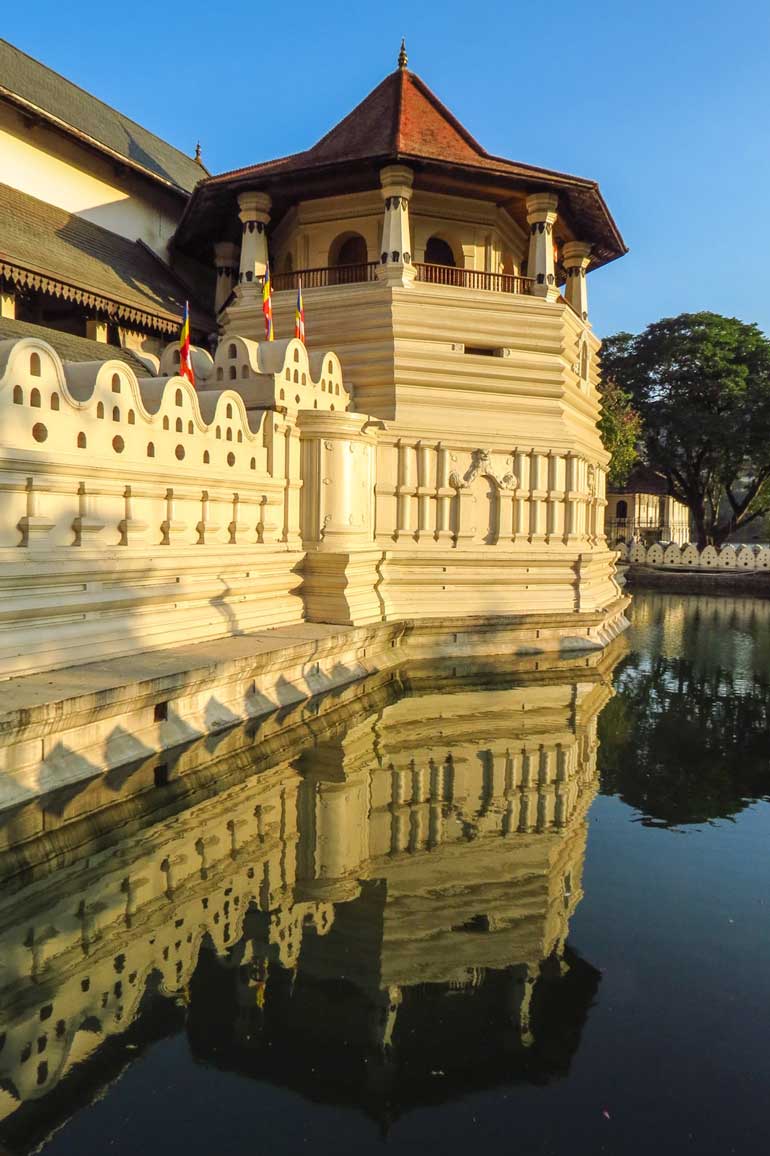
[615,540,770,570]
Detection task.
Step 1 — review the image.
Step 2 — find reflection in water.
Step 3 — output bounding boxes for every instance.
[599,595,770,825]
[0,647,623,1152]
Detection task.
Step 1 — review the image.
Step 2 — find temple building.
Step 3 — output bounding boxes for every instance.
[606,465,691,545]
[0,39,629,768]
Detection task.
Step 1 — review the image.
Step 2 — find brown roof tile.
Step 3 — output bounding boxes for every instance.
[0,183,212,334]
[0,38,205,194]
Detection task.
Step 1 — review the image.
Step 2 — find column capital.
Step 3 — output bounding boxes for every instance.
[379,164,414,201]
[237,189,272,225]
[526,190,559,227]
[213,240,239,269]
[562,240,592,271]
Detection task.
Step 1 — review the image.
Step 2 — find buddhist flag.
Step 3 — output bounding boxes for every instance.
[179,300,195,386]
[294,278,305,343]
[262,262,274,341]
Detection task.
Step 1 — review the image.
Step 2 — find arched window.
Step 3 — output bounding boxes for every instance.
[30,352,41,377]
[616,500,628,520]
[425,236,456,267]
[30,388,41,408]
[329,232,368,284]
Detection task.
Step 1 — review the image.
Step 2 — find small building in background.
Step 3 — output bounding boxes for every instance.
[606,466,690,545]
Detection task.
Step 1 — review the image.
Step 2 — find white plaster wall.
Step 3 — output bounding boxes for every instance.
[0,103,184,257]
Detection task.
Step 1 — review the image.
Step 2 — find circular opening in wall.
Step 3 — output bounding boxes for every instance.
[175,444,185,461]
[112,435,124,453]
[227,452,236,467]
[32,422,48,443]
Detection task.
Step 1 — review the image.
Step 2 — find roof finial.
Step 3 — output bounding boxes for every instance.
[194,141,203,165]
[398,38,408,69]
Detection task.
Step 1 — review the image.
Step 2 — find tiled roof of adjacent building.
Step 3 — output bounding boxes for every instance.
[0,316,154,375]
[0,183,212,335]
[611,465,671,496]
[0,38,206,195]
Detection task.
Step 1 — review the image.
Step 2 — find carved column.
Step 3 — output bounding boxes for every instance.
[514,450,530,541]
[378,165,416,285]
[529,452,547,542]
[415,441,433,539]
[526,192,560,302]
[435,444,454,543]
[214,241,240,314]
[237,191,271,290]
[562,241,592,321]
[563,453,578,543]
[546,453,566,542]
[395,441,416,539]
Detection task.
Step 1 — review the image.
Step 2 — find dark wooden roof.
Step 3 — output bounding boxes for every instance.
[0,316,153,374]
[0,38,206,195]
[0,183,212,336]
[176,67,627,270]
[612,465,671,496]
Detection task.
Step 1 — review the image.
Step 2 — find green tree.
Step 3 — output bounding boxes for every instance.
[602,313,770,547]
[597,373,642,485]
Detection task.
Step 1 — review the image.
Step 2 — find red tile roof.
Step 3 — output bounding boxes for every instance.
[207,69,571,184]
[177,66,627,269]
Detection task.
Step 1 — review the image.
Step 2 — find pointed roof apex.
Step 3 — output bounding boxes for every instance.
[194,141,203,166]
[398,38,408,69]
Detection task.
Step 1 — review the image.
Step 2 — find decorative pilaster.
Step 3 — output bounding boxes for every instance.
[378,165,416,286]
[237,191,271,290]
[213,241,240,314]
[118,485,148,545]
[562,241,592,321]
[72,482,105,546]
[526,192,560,302]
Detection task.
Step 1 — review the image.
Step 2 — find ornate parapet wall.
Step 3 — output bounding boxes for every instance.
[0,325,626,681]
[0,335,347,677]
[617,540,770,570]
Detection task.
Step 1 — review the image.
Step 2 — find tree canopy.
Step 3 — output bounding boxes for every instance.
[597,376,642,485]
[601,312,770,546]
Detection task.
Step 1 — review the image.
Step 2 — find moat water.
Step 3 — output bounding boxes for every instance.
[1,593,769,1156]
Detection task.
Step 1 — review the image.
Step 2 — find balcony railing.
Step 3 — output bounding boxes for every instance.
[272,262,379,291]
[414,264,533,294]
[271,262,534,295]
[607,518,667,544]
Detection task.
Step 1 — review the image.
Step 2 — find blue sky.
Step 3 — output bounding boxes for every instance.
[4,0,769,337]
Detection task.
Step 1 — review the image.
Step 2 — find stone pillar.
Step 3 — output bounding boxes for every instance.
[395,441,416,539]
[562,241,592,321]
[526,192,560,301]
[378,165,416,285]
[299,410,382,624]
[213,241,240,314]
[237,191,271,289]
[435,444,454,544]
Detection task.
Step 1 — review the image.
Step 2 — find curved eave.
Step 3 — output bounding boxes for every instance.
[175,151,627,272]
